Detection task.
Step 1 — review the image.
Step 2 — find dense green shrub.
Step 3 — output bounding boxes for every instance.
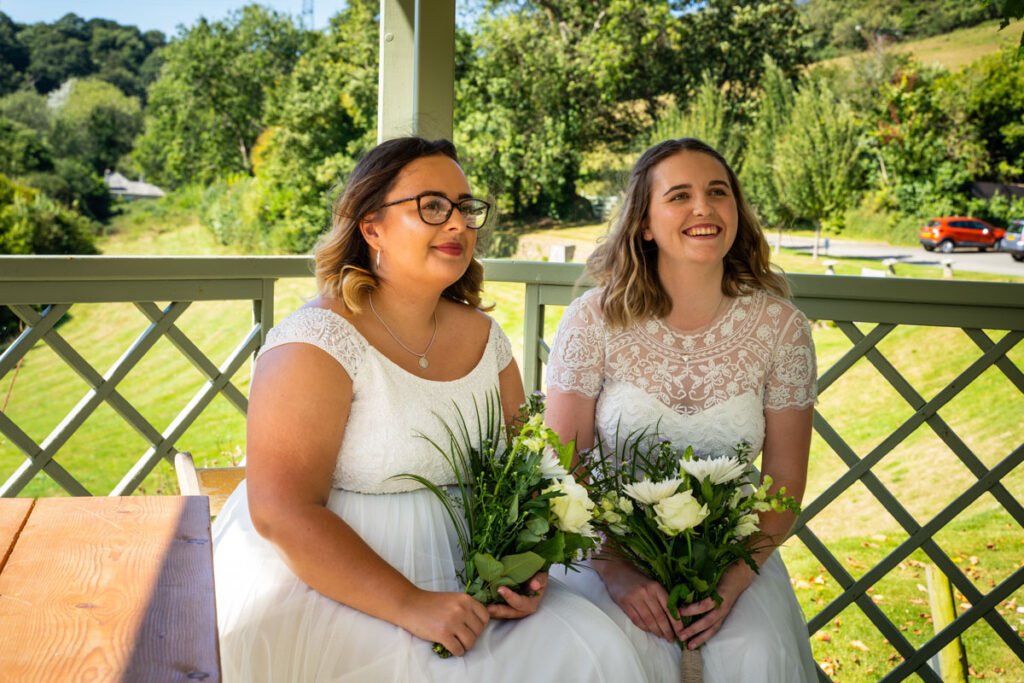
[0,174,98,254]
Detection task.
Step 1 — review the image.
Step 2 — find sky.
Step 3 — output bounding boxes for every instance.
[0,0,354,35]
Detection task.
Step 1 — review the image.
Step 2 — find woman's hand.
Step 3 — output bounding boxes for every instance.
[602,560,684,642]
[401,589,491,657]
[487,571,548,620]
[676,561,755,649]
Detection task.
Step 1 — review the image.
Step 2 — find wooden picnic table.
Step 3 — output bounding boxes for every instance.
[0,495,219,682]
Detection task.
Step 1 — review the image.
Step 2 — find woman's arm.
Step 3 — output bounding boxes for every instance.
[546,387,685,643]
[676,405,813,648]
[246,344,490,656]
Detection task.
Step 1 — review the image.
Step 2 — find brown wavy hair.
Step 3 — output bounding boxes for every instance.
[314,137,489,313]
[587,138,788,329]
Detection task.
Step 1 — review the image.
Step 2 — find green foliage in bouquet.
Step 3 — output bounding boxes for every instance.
[395,391,597,657]
[584,430,800,625]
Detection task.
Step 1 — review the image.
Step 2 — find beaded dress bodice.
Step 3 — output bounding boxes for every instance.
[546,288,816,457]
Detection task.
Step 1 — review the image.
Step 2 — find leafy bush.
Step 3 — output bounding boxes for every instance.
[0,173,98,254]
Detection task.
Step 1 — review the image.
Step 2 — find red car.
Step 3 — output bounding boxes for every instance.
[919,216,1005,253]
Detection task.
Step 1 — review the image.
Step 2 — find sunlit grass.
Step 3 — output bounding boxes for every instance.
[815,19,1024,73]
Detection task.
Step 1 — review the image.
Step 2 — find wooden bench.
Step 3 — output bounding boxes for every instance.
[175,451,246,516]
[0,496,220,680]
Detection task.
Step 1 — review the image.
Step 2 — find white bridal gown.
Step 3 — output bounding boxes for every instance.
[212,306,649,682]
[546,288,820,683]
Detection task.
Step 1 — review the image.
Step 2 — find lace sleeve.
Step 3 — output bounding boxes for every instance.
[765,306,817,411]
[545,290,605,398]
[256,308,366,378]
[490,318,514,371]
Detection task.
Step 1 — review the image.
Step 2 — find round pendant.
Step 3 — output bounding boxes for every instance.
[419,356,429,369]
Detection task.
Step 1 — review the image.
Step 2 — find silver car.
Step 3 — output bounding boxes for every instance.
[998,220,1024,262]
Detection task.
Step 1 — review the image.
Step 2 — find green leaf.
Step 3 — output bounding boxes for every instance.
[667,584,689,621]
[533,531,566,563]
[507,495,519,525]
[526,516,550,536]
[500,551,545,584]
[474,553,504,582]
[517,529,541,546]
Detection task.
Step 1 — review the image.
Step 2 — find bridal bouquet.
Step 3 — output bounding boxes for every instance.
[582,432,800,680]
[397,392,598,657]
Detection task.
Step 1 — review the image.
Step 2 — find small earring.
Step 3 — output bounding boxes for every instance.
[376,249,382,270]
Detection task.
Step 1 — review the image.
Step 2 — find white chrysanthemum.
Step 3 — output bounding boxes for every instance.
[539,446,569,480]
[654,491,709,536]
[734,512,760,539]
[680,455,747,485]
[623,478,683,505]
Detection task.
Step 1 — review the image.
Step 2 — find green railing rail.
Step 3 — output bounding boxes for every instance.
[1,255,1022,682]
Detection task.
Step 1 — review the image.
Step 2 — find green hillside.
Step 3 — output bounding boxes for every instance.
[817,18,1024,72]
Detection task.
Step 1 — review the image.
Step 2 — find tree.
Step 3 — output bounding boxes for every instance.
[0,13,29,95]
[7,13,164,97]
[457,1,677,218]
[0,174,97,255]
[18,14,93,93]
[250,0,379,251]
[670,0,810,112]
[50,78,142,174]
[0,116,53,176]
[740,56,796,244]
[135,6,306,187]
[0,90,50,134]
[774,79,865,257]
[950,48,1024,180]
[648,72,744,168]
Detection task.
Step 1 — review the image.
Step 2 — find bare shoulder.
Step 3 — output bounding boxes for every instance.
[440,298,494,337]
[302,295,353,321]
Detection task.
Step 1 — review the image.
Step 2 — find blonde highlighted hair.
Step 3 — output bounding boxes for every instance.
[314,137,489,313]
[587,138,788,329]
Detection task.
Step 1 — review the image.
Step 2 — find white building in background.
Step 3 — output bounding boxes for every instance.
[103,171,165,200]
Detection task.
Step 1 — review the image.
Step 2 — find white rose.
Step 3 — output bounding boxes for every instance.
[545,478,596,535]
[653,490,709,536]
[734,513,760,539]
[680,455,747,485]
[623,478,683,505]
[539,446,569,480]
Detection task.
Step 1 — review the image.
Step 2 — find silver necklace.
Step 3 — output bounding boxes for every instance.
[367,293,437,369]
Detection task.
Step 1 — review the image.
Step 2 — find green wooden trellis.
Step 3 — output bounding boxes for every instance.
[484,260,1024,683]
[1,255,1022,681]
[0,256,310,497]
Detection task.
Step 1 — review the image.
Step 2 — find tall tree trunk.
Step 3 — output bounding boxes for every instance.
[813,221,821,260]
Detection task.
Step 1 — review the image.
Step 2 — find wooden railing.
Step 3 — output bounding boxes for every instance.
[1,255,1022,681]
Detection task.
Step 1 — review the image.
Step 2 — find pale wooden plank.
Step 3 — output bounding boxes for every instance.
[196,468,245,517]
[0,498,33,574]
[0,496,219,681]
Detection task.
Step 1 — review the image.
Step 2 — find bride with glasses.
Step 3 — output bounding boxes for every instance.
[212,136,648,681]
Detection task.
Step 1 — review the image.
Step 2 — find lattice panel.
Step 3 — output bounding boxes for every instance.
[518,271,1024,682]
[0,301,259,497]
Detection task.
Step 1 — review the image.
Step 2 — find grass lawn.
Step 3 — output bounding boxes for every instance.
[816,19,1024,73]
[3,204,1021,680]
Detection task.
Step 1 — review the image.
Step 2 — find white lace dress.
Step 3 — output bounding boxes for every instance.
[546,288,819,683]
[212,307,648,682]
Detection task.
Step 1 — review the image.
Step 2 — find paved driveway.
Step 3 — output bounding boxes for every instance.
[777,235,1024,277]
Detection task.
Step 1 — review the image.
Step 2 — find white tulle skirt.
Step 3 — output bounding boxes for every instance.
[213,482,649,682]
[550,552,819,683]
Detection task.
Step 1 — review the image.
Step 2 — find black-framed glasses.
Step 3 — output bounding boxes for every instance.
[376,191,490,229]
